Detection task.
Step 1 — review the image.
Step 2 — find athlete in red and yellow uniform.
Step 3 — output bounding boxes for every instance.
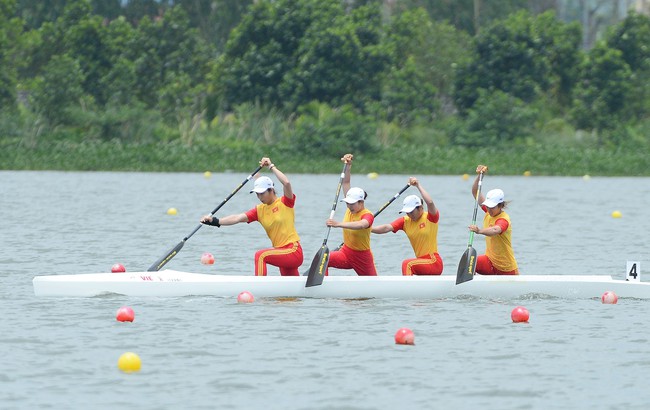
[372,177,443,275]
[200,157,303,276]
[468,165,519,275]
[326,153,377,276]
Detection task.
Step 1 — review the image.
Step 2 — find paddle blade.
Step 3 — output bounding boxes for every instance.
[305,245,330,287]
[147,240,185,272]
[455,247,477,285]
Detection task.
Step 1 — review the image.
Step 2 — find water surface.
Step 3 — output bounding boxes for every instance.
[1,171,649,409]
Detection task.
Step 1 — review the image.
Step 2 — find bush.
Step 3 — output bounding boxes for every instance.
[209,103,288,144]
[289,102,377,156]
[452,89,538,147]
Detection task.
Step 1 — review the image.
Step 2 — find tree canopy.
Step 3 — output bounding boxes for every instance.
[1,0,649,153]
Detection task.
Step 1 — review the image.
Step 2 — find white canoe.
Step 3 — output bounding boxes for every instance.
[32,270,650,299]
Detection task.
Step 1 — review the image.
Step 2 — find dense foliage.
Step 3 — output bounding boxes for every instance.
[1,0,649,174]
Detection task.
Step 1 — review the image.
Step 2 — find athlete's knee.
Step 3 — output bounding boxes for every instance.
[401,259,413,276]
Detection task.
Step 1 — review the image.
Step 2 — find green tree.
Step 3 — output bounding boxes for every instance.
[0,0,22,111]
[603,12,650,119]
[173,0,254,51]
[381,8,472,123]
[30,54,87,125]
[62,12,112,105]
[99,16,137,105]
[17,0,69,29]
[16,0,122,29]
[452,88,538,146]
[605,12,650,71]
[571,43,634,144]
[280,4,388,111]
[215,0,341,110]
[290,101,377,156]
[129,6,213,109]
[23,1,134,106]
[214,0,388,112]
[392,0,533,35]
[22,0,92,80]
[454,10,582,114]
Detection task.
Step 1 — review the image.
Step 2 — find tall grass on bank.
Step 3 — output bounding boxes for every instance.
[1,137,648,176]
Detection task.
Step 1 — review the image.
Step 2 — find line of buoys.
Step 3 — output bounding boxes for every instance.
[116,303,140,372]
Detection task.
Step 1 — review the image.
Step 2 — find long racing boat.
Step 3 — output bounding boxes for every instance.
[32,270,650,299]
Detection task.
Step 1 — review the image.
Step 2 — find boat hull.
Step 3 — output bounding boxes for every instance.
[32,270,650,299]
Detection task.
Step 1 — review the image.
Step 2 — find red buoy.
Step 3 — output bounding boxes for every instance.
[111,263,126,273]
[511,306,530,323]
[116,306,135,322]
[394,327,415,345]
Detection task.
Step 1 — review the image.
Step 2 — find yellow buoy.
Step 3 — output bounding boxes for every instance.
[367,172,379,179]
[583,174,591,181]
[118,352,141,373]
[611,210,622,218]
[204,171,212,178]
[462,174,469,181]
[167,207,178,215]
[523,170,531,177]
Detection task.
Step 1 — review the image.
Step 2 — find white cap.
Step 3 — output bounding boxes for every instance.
[250,176,274,193]
[482,188,504,208]
[399,195,422,213]
[341,187,365,204]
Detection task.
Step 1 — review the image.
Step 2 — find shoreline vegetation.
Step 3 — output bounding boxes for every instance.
[2,4,649,177]
[2,138,647,176]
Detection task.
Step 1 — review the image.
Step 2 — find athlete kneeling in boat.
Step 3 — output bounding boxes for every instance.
[467,164,519,275]
[372,177,443,275]
[200,157,303,276]
[325,153,378,276]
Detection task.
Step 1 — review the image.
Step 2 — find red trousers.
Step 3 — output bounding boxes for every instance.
[402,253,443,276]
[255,242,303,276]
[326,245,377,276]
[476,255,519,275]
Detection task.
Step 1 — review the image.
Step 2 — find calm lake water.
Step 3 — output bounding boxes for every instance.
[2,170,650,409]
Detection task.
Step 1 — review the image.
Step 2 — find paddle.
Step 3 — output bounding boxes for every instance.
[147,166,263,272]
[455,172,484,285]
[305,163,348,287]
[333,183,411,251]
